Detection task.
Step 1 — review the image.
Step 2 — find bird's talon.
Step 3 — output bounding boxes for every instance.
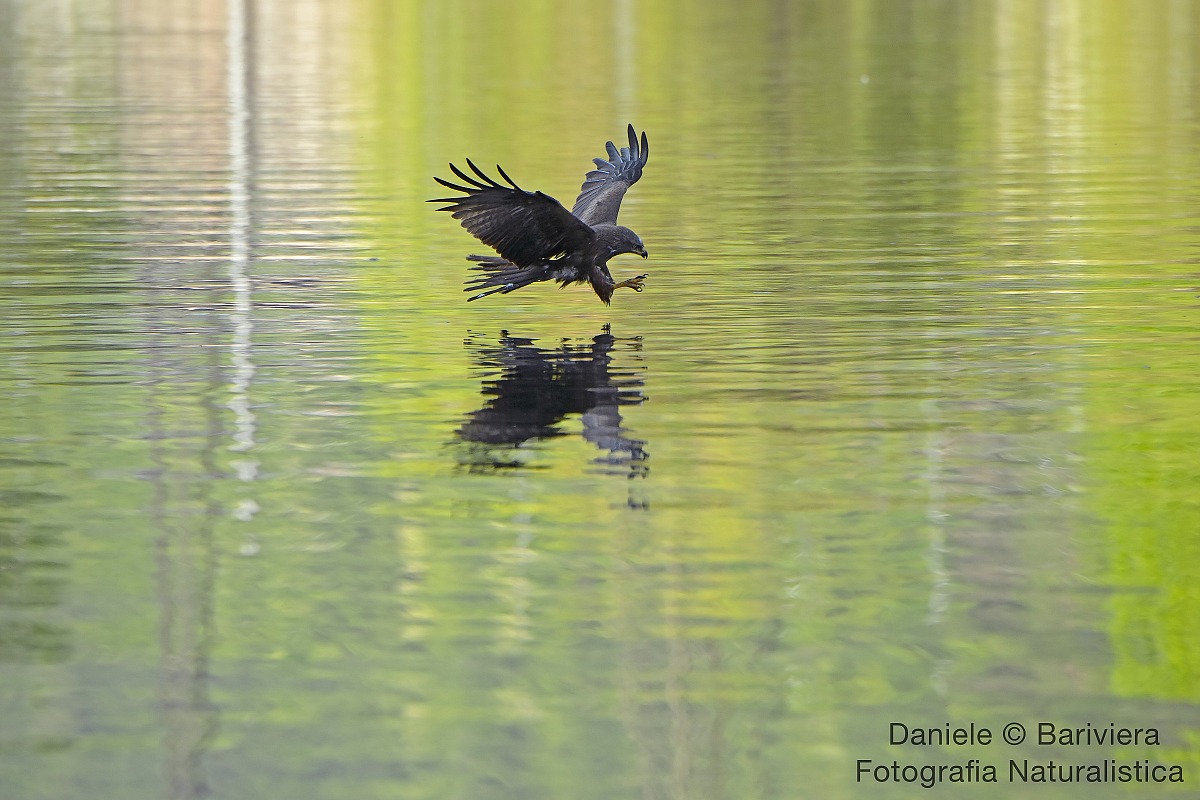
[615,274,648,293]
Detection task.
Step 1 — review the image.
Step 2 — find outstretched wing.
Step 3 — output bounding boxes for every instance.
[431,160,594,267]
[570,124,649,227]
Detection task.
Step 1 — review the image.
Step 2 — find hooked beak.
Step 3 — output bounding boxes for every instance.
[638,246,649,259]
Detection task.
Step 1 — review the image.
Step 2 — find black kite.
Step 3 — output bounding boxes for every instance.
[431,125,650,304]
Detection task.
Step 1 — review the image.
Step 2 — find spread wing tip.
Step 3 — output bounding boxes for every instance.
[616,124,648,166]
[628,124,648,165]
[494,163,521,190]
[569,124,650,224]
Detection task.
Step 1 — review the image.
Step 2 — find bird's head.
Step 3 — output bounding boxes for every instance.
[610,226,649,259]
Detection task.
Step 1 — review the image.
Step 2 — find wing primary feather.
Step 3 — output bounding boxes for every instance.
[465,158,503,188]
[627,124,638,156]
[448,162,488,189]
[495,163,522,190]
[431,176,474,194]
[640,130,648,164]
[606,141,620,161]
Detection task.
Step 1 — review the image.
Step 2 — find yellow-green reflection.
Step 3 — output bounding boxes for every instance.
[1,1,1199,799]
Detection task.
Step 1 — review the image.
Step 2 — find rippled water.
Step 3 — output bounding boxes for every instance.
[3,1,1200,798]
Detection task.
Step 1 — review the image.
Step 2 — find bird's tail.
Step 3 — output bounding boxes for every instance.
[464,255,548,302]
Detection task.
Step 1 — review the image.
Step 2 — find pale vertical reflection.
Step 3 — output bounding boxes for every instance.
[1167,0,1194,115]
[227,0,256,463]
[227,0,261,546]
[614,0,637,113]
[992,0,1023,159]
[1043,0,1086,171]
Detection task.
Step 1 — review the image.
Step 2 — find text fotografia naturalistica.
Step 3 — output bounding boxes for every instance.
[857,759,1183,788]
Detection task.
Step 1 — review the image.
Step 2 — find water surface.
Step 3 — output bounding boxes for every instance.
[2,1,1199,798]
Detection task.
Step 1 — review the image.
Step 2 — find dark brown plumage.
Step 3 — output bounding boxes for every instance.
[431,125,650,304]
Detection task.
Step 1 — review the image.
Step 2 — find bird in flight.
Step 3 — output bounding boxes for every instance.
[431,125,650,304]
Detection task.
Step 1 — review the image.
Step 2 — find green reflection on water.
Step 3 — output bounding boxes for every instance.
[2,0,1200,798]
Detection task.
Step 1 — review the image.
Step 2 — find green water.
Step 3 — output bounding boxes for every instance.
[2,1,1199,798]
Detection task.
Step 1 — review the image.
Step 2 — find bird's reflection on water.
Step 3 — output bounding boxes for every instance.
[455,326,649,480]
